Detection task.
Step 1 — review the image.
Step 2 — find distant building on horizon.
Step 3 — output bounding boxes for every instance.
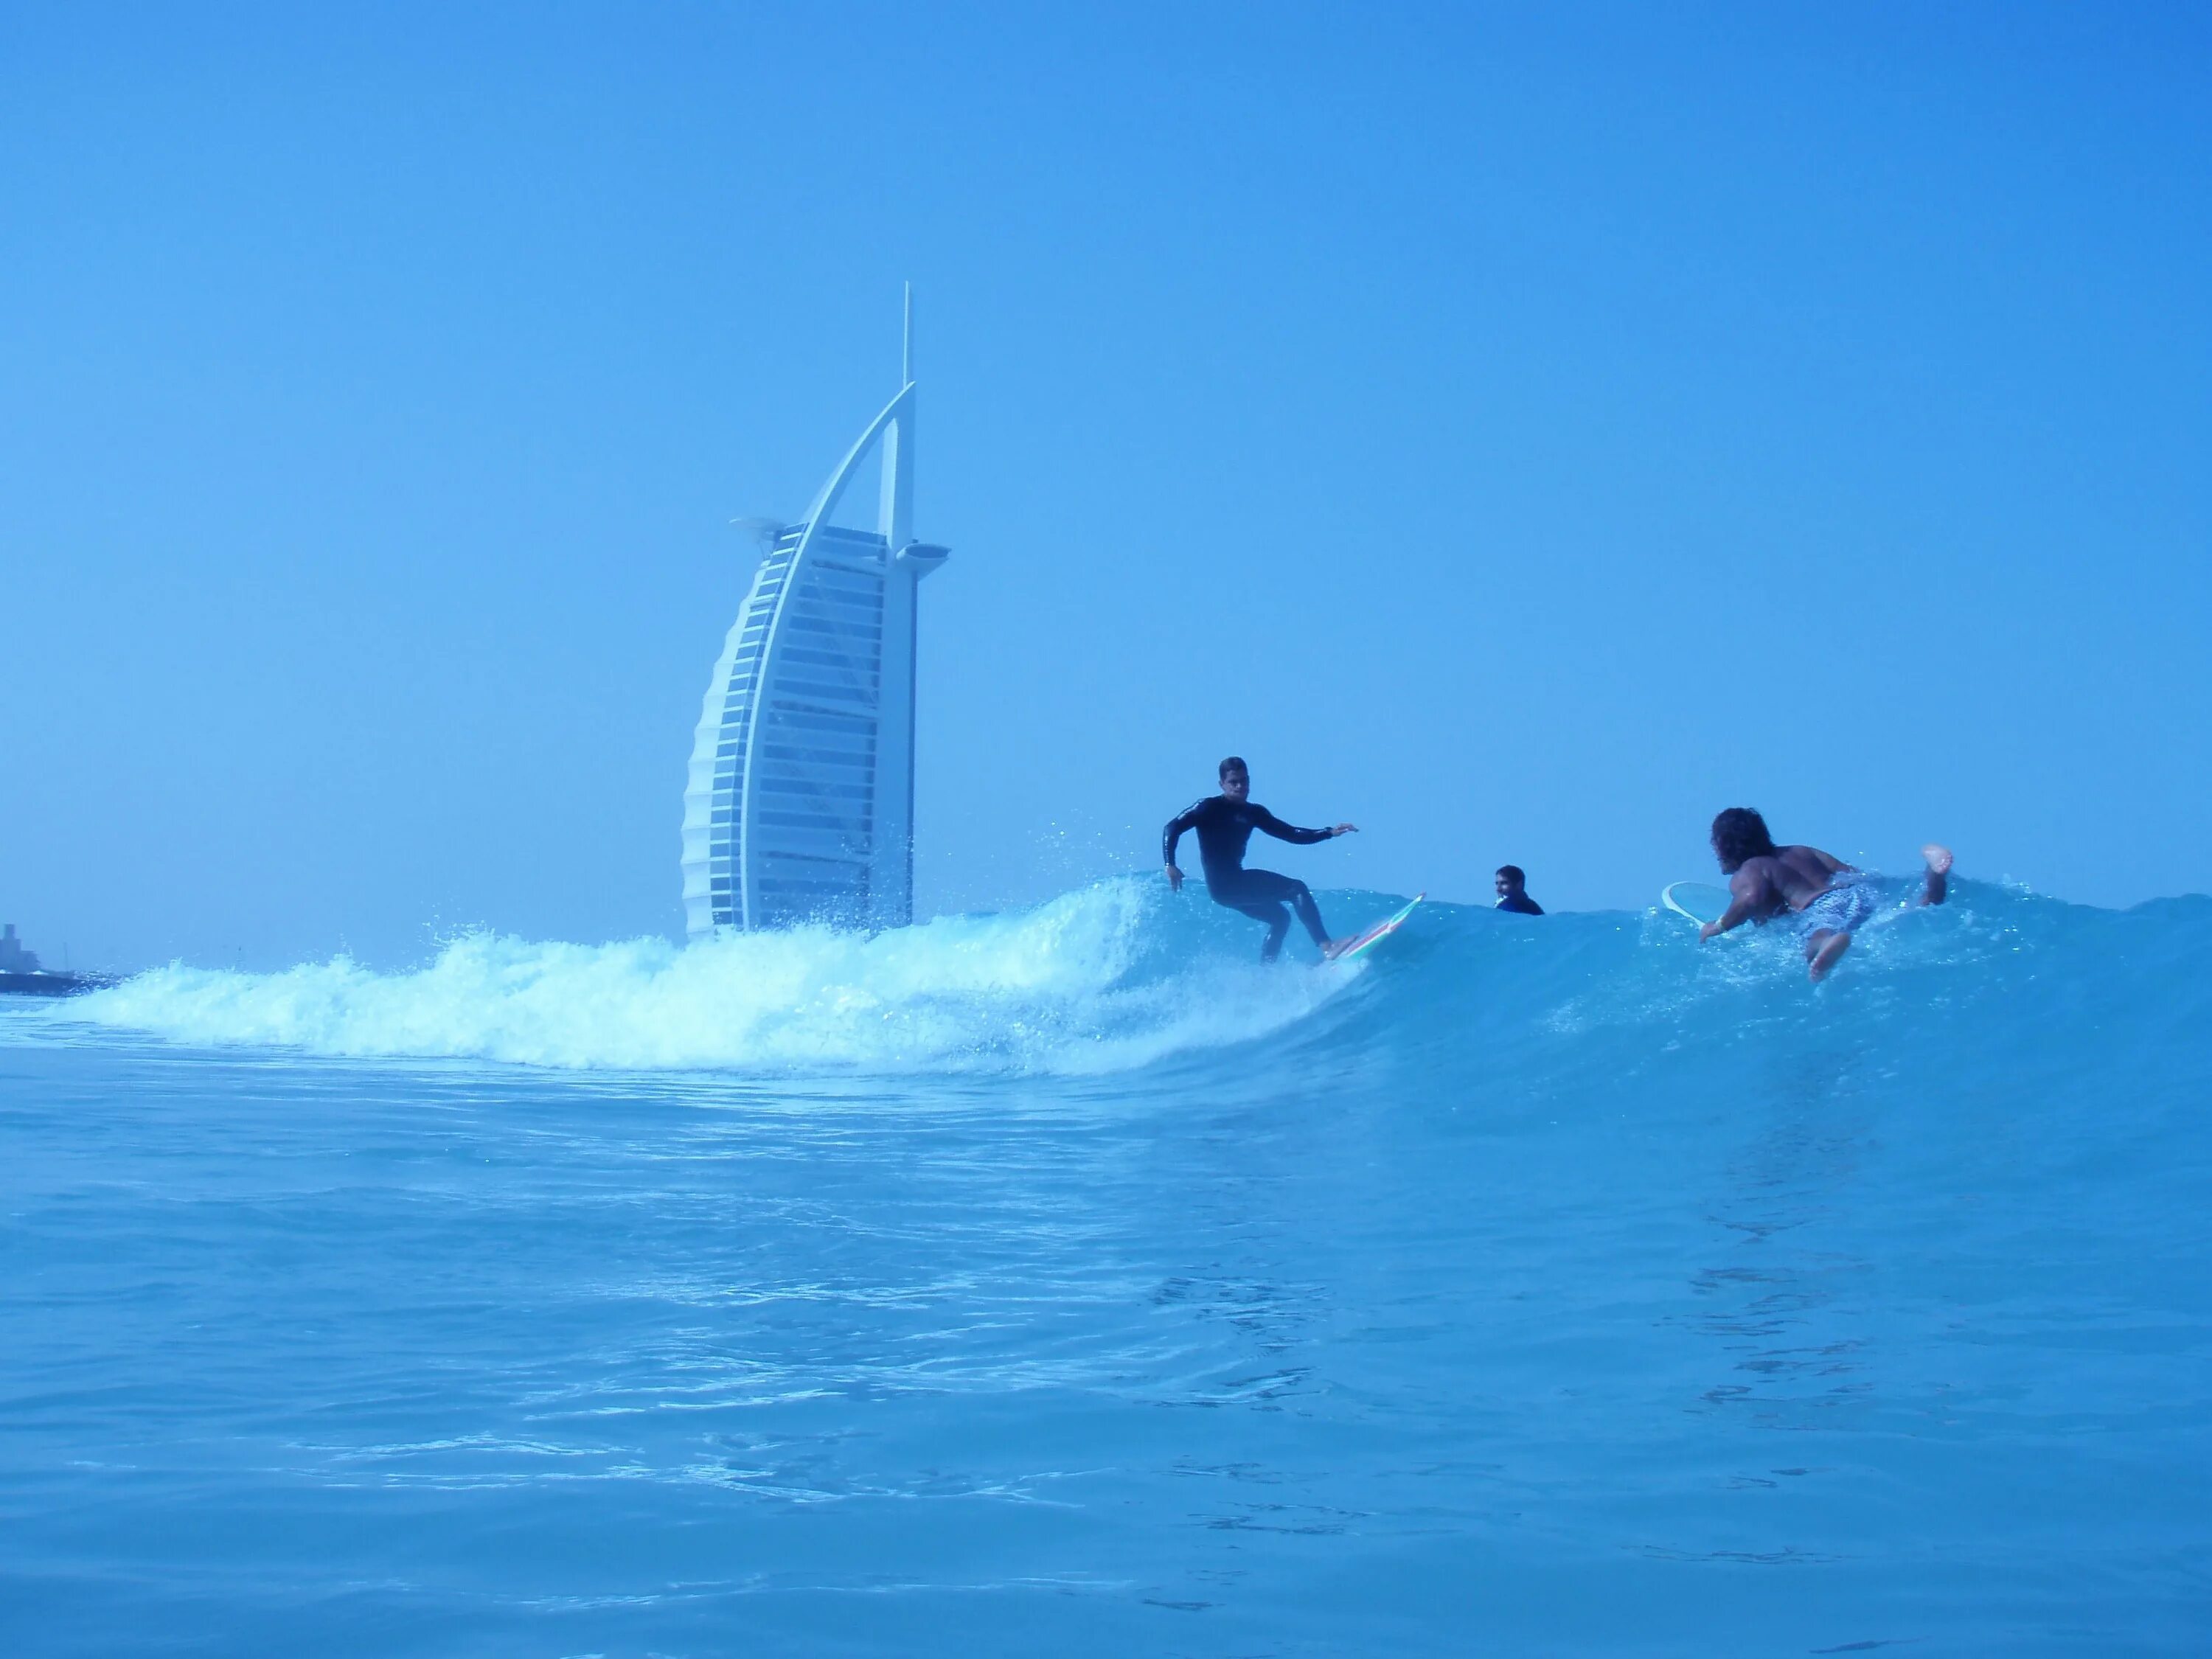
[680,290,951,936]
[0,924,38,973]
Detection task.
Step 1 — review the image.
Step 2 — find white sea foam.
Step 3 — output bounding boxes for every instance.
[69,880,1346,1074]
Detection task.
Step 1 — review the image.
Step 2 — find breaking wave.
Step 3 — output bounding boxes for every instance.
[63,880,1353,1074]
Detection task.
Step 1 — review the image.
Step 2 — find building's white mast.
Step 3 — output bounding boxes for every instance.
[875,282,921,924]
[880,285,914,551]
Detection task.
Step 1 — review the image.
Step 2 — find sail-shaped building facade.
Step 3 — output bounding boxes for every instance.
[680,297,950,936]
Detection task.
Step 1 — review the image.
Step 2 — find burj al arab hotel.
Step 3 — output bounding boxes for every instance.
[680,292,950,936]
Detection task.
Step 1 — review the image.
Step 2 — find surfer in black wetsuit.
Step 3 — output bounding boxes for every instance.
[1494,866,1544,916]
[1163,757,1358,961]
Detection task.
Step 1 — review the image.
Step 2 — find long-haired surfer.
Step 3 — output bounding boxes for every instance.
[1164,757,1357,961]
[1701,806,1952,981]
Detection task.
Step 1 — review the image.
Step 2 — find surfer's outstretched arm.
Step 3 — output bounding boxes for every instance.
[1252,807,1357,846]
[1253,807,1331,846]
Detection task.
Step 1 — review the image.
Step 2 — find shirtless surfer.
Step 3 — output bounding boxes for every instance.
[1164,757,1358,961]
[1700,806,1952,981]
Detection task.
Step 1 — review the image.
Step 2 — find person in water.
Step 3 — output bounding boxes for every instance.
[1700,806,1952,981]
[1164,757,1358,961]
[1494,866,1544,916]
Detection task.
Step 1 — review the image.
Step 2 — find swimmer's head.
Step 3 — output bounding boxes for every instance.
[1710,807,1778,874]
[1495,865,1526,895]
[1218,757,1250,801]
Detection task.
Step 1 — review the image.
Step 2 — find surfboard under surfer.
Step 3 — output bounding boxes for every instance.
[1164,757,1358,961]
[1700,806,1952,981]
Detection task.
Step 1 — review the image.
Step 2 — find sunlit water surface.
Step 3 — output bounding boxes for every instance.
[4,880,2208,1655]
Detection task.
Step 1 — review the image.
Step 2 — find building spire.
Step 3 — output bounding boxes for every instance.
[902,282,914,384]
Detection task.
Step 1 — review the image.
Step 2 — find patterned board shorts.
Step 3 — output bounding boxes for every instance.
[1795,880,1882,938]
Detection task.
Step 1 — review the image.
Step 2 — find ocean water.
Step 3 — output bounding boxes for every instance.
[3,879,2208,1656]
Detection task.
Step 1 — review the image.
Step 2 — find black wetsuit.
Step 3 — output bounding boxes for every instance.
[1495,892,1544,916]
[1163,795,1335,960]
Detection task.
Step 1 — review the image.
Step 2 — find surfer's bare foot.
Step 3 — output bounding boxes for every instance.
[1920,843,1953,907]
[1807,930,1852,982]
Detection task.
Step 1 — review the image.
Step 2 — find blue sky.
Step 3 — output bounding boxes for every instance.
[3,3,2206,968]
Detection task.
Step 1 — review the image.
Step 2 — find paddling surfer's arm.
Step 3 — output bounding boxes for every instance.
[1702,866,1775,942]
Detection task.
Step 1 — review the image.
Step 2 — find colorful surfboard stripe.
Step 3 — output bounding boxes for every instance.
[1327,894,1425,963]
